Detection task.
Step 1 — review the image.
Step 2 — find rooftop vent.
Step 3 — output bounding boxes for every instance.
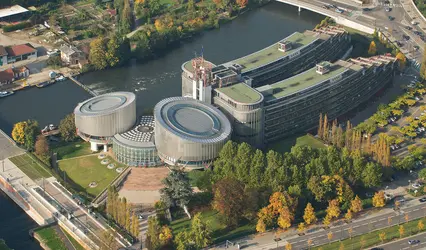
[278,40,292,52]
[316,61,332,75]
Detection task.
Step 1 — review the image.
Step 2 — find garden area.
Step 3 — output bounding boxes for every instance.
[51,140,92,160]
[9,153,52,180]
[57,155,125,197]
[268,134,326,153]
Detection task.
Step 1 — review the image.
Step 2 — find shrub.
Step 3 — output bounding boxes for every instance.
[3,22,32,32]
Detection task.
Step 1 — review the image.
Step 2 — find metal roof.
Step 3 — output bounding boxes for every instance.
[113,116,155,148]
[0,5,29,19]
[74,92,135,116]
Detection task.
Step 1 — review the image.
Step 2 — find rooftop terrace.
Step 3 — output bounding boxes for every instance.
[216,82,263,104]
[260,60,362,100]
[231,31,319,73]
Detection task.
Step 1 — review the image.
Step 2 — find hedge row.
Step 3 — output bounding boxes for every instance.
[3,22,32,32]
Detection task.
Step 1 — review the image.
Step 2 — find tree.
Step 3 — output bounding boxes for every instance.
[277,206,293,229]
[213,177,245,226]
[326,199,341,221]
[160,168,193,219]
[339,242,344,250]
[12,121,27,144]
[285,242,292,250]
[396,52,407,70]
[303,203,317,226]
[372,191,386,208]
[256,218,266,233]
[132,212,139,238]
[145,216,160,250]
[362,162,382,187]
[399,225,405,238]
[12,120,40,151]
[360,236,366,249]
[418,220,424,232]
[350,195,363,213]
[379,231,386,243]
[421,45,426,79]
[159,226,173,246]
[100,229,117,250]
[89,37,108,70]
[298,222,306,234]
[34,135,50,164]
[327,231,333,244]
[106,35,122,67]
[236,0,248,8]
[190,213,211,248]
[344,209,352,222]
[368,41,377,55]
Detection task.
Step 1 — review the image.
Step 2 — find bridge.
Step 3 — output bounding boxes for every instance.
[274,0,375,34]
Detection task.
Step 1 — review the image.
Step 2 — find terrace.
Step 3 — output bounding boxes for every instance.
[259,60,362,100]
[216,82,263,104]
[231,31,319,73]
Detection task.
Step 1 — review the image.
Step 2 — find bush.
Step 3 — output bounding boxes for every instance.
[3,22,32,32]
[47,55,62,68]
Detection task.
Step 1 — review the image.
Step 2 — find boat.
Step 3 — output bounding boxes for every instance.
[0,91,14,98]
[55,75,66,82]
[36,80,56,88]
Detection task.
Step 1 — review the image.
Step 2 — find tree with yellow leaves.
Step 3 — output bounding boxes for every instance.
[379,231,386,243]
[418,220,424,232]
[372,191,386,208]
[303,203,317,226]
[154,19,166,32]
[345,209,352,222]
[396,52,407,70]
[298,222,306,235]
[12,121,27,144]
[285,242,292,250]
[350,195,363,214]
[159,226,173,245]
[339,242,344,250]
[277,207,293,230]
[327,231,333,244]
[368,41,377,55]
[399,225,405,238]
[326,199,341,221]
[256,218,266,233]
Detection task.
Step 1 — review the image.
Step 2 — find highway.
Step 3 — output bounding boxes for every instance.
[378,231,426,249]
[276,201,426,250]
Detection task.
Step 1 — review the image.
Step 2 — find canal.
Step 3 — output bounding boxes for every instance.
[0,3,323,248]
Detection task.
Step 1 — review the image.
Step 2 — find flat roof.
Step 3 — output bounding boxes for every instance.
[0,5,29,19]
[231,31,319,73]
[262,61,362,100]
[75,92,135,116]
[182,60,215,73]
[216,82,262,104]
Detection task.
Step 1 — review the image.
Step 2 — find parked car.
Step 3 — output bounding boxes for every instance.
[403,35,410,40]
[335,8,344,13]
[419,197,426,202]
[412,20,418,25]
[414,45,420,50]
[322,5,329,9]
[362,8,372,11]
[412,183,421,189]
[138,214,144,220]
[396,197,405,203]
[406,26,413,30]
[388,16,395,21]
[385,7,392,12]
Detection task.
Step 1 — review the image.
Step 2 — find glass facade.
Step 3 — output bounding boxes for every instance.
[112,139,161,167]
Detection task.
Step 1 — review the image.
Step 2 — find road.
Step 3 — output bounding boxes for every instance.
[274,201,426,250]
[377,231,426,249]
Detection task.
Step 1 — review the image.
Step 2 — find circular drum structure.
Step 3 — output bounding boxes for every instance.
[154,97,232,169]
[74,92,136,142]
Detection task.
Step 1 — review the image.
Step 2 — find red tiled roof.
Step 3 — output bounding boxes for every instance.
[12,66,28,74]
[0,46,7,56]
[5,44,36,57]
[0,68,14,82]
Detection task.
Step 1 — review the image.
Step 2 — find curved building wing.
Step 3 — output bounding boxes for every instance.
[154,97,232,168]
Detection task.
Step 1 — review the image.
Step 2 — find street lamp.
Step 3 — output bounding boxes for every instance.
[274,238,282,248]
[409,180,412,192]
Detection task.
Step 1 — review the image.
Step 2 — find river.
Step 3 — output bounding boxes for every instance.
[0,3,323,248]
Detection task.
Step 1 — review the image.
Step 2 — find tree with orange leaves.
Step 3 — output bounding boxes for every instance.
[236,0,248,8]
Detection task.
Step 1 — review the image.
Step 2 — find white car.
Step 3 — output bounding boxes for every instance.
[412,183,421,189]
[335,8,344,13]
[138,214,144,220]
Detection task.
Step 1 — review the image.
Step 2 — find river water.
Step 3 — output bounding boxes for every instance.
[0,3,323,248]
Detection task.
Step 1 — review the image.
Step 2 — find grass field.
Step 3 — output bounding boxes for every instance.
[312,217,426,250]
[52,141,93,160]
[58,155,123,197]
[170,209,256,244]
[34,227,67,250]
[268,134,326,153]
[9,153,52,180]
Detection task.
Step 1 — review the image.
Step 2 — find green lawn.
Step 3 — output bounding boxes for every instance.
[52,141,93,160]
[58,155,124,197]
[9,153,52,180]
[268,134,326,153]
[313,217,426,250]
[170,209,256,244]
[34,227,67,250]
[62,227,85,250]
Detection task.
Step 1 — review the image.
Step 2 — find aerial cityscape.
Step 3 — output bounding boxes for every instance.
[2,0,426,249]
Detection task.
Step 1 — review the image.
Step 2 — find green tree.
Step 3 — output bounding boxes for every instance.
[160,168,193,219]
[420,45,426,79]
[249,149,265,187]
[59,113,77,142]
[362,162,382,187]
[145,216,161,250]
[89,37,108,70]
[190,213,212,248]
[235,142,253,183]
[106,35,122,67]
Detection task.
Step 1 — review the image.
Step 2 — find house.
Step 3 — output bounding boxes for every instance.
[60,45,86,65]
[0,68,15,85]
[0,46,7,66]
[5,44,37,63]
[12,66,29,79]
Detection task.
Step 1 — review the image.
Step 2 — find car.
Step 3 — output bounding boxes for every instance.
[414,45,420,50]
[414,31,422,35]
[412,183,421,189]
[385,7,392,12]
[419,197,426,202]
[412,20,418,25]
[403,35,410,40]
[396,197,405,203]
[384,0,390,4]
[47,49,59,57]
[363,8,372,11]
[370,248,384,250]
[335,8,344,13]
[408,240,420,245]
[396,41,403,46]
[384,193,392,200]
[138,214,144,220]
[406,26,413,30]
[322,5,329,9]
[388,16,394,21]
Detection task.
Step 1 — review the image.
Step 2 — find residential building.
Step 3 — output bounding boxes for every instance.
[0,44,38,64]
[0,68,14,85]
[12,66,29,79]
[60,45,86,65]
[0,46,7,66]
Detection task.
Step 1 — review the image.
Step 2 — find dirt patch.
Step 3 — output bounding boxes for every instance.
[121,167,169,191]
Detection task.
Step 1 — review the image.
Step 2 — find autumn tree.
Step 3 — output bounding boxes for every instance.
[298,222,306,234]
[34,135,50,164]
[285,242,292,250]
[89,37,108,70]
[160,168,193,219]
[12,120,40,151]
[303,203,317,226]
[372,191,386,208]
[131,212,139,238]
[418,220,424,231]
[396,52,407,70]
[145,216,161,250]
[399,225,405,238]
[318,113,323,139]
[58,113,77,142]
[368,41,377,55]
[379,231,386,243]
[344,209,352,222]
[213,177,245,226]
[325,199,341,222]
[12,121,27,144]
[236,0,248,8]
[350,195,363,214]
[327,231,333,244]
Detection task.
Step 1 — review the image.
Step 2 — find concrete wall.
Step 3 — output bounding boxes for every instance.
[334,16,375,34]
